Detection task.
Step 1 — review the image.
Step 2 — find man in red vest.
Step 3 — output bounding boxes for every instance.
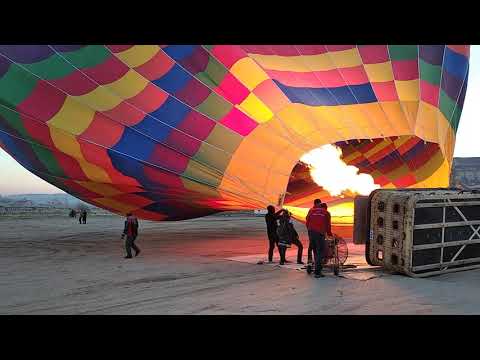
[121,213,140,259]
[306,199,332,278]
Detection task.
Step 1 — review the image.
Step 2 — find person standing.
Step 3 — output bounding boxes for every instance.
[122,213,140,259]
[82,210,87,224]
[265,205,285,263]
[307,203,329,264]
[306,199,332,278]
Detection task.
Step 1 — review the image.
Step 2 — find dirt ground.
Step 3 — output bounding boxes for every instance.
[1,214,480,314]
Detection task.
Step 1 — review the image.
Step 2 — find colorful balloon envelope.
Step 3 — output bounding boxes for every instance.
[0,45,470,220]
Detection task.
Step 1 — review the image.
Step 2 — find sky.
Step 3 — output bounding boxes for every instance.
[0,46,479,195]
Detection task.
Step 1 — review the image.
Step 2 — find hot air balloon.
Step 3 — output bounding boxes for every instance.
[0,45,470,222]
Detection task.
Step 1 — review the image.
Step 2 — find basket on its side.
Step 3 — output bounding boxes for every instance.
[366,189,480,277]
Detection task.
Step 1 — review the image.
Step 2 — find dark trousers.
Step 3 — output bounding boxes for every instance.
[278,246,287,263]
[291,237,303,263]
[267,232,285,263]
[308,242,313,263]
[308,230,325,275]
[125,235,140,257]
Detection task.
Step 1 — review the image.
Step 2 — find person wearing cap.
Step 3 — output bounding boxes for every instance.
[307,202,329,264]
[306,199,332,278]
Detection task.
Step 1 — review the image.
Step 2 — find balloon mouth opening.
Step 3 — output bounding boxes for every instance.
[282,143,379,225]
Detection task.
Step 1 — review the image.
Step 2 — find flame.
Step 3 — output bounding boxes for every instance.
[300,145,379,196]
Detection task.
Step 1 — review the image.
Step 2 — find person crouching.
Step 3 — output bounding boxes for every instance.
[279,211,304,265]
[276,211,291,265]
[277,210,304,265]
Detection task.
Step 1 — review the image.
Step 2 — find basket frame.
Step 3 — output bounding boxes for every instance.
[366,189,480,277]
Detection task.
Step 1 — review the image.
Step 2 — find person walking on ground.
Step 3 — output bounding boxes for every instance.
[78,210,82,224]
[82,210,87,224]
[306,199,332,278]
[121,212,140,259]
[277,211,304,265]
[265,205,285,263]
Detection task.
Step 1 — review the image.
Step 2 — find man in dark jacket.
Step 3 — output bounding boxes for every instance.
[277,211,304,265]
[265,205,286,263]
[306,199,332,278]
[121,213,140,259]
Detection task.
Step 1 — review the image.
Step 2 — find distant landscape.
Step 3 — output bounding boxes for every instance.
[0,193,92,209]
[0,193,254,218]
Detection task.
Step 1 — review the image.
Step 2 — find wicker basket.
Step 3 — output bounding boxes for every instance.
[365,189,480,277]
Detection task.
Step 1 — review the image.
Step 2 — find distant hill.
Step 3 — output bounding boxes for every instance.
[0,193,93,208]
